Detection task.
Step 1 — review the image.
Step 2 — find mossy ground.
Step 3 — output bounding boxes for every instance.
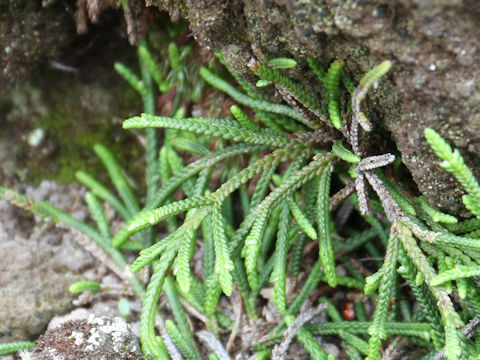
[34,79,143,184]
[1,73,144,186]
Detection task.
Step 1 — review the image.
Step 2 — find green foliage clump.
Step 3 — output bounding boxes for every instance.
[0,342,35,357]
[3,38,480,360]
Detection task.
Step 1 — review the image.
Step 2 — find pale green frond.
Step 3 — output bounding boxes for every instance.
[254,62,319,112]
[114,62,146,96]
[358,61,393,89]
[211,206,234,296]
[418,196,458,224]
[307,58,327,84]
[332,140,361,164]
[425,128,480,218]
[367,232,399,359]
[317,166,337,287]
[76,171,130,220]
[139,251,175,359]
[267,57,297,69]
[307,321,432,340]
[85,192,111,239]
[147,144,268,209]
[174,211,203,293]
[364,269,384,295]
[204,274,222,315]
[287,197,317,240]
[131,232,177,273]
[243,208,270,290]
[326,59,345,129]
[165,319,203,360]
[431,265,480,286]
[0,342,35,356]
[230,104,261,131]
[137,42,170,92]
[112,197,208,248]
[171,137,211,156]
[124,113,295,147]
[200,66,306,122]
[271,201,290,314]
[93,144,140,217]
[69,280,101,294]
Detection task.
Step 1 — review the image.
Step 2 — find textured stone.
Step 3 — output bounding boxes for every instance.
[0,181,93,342]
[0,238,77,342]
[0,1,73,89]
[30,315,143,360]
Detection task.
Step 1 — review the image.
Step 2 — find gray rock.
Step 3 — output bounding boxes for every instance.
[0,1,72,89]
[0,181,94,342]
[30,315,143,360]
[0,238,77,342]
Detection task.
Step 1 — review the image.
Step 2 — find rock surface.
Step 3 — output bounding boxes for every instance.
[30,315,143,360]
[154,0,480,216]
[0,181,94,342]
[0,238,77,342]
[0,1,73,89]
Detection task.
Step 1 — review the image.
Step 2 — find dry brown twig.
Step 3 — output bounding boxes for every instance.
[197,330,232,360]
[59,224,133,282]
[432,318,480,360]
[271,301,328,360]
[178,297,208,324]
[226,288,243,352]
[156,316,183,360]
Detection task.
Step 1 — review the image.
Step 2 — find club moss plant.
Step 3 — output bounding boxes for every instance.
[2,39,480,360]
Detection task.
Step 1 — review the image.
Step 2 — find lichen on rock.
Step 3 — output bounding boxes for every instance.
[30,315,143,360]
